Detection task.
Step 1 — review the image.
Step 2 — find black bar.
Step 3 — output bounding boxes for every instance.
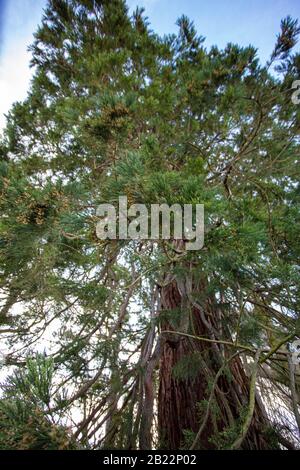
[0,449,298,467]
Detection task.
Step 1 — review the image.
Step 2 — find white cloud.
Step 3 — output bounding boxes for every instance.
[0,0,46,130]
[0,0,162,131]
[0,47,33,129]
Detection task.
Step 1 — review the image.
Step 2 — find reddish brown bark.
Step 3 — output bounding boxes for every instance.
[157,279,272,450]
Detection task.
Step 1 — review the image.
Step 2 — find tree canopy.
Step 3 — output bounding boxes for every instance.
[0,0,299,450]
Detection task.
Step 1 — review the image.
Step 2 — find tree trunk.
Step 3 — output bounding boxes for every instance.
[157,278,273,450]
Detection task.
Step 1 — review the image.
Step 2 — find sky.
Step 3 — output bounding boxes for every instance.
[0,0,299,130]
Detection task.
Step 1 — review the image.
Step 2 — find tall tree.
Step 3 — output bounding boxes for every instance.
[0,0,299,449]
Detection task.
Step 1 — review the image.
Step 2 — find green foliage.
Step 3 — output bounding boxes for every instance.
[239,315,264,346]
[172,352,202,382]
[209,406,249,449]
[181,429,197,450]
[0,0,299,450]
[0,355,77,450]
[0,402,77,450]
[5,354,54,407]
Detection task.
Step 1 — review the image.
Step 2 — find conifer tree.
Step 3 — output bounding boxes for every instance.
[0,0,299,449]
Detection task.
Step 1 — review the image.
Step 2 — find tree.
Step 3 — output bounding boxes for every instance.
[0,354,77,449]
[0,0,299,449]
